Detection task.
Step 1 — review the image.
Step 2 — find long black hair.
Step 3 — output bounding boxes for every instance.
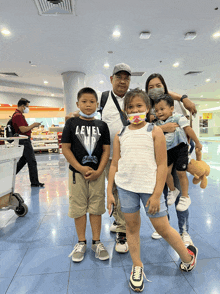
[145,73,169,107]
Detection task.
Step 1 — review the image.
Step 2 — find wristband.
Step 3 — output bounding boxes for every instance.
[180,95,188,102]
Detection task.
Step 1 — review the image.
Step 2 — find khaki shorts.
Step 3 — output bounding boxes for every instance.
[68,170,106,219]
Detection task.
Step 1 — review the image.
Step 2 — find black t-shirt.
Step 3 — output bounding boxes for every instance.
[61,117,110,173]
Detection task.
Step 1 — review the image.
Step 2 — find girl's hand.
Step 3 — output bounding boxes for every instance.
[146,196,160,215]
[107,192,116,212]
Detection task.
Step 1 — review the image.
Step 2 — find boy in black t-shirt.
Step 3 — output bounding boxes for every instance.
[62,87,110,263]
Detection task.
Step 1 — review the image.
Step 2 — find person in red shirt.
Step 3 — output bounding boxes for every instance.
[12,98,44,187]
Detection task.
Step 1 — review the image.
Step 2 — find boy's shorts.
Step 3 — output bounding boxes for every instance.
[68,170,106,219]
[117,186,168,218]
[167,143,188,171]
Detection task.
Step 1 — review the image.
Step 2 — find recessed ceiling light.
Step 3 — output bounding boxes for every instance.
[31,64,37,67]
[1,29,11,36]
[44,81,49,84]
[184,32,197,40]
[104,63,110,69]
[112,30,121,38]
[173,62,179,68]
[51,94,54,97]
[217,102,219,103]
[213,31,220,38]
[206,78,211,82]
[200,95,203,97]
[205,104,208,106]
[99,80,104,84]
[139,32,151,39]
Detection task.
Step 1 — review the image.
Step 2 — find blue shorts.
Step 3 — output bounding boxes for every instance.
[117,186,168,218]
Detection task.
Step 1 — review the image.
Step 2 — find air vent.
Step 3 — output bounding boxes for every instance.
[131,72,146,77]
[0,73,18,77]
[185,71,203,76]
[34,0,73,15]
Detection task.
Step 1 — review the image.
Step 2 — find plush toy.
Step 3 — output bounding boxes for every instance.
[187,148,210,189]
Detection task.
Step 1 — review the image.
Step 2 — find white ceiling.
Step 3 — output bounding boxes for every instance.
[0,0,220,111]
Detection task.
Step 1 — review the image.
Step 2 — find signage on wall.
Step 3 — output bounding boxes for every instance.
[203,113,212,119]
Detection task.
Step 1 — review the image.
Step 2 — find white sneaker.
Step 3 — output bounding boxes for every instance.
[151,231,162,239]
[68,242,87,262]
[176,196,191,211]
[167,188,180,206]
[110,220,117,233]
[115,232,129,253]
[181,232,194,247]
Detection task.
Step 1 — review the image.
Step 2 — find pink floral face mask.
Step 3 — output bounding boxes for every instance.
[127,112,146,124]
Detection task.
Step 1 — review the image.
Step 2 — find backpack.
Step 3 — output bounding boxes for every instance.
[97,91,109,118]
[5,113,19,143]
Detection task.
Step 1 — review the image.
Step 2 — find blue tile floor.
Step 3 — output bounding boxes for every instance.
[0,140,220,294]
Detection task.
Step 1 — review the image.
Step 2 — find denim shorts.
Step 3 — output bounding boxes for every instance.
[117,186,168,218]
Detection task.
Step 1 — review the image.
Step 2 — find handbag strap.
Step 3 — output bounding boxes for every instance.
[111,91,129,126]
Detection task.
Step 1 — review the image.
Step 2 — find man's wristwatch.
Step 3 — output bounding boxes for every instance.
[180,95,188,102]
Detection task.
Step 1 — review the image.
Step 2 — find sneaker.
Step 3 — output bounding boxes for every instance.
[167,188,180,206]
[68,242,87,262]
[110,220,118,233]
[176,196,191,211]
[129,265,151,292]
[179,245,198,272]
[115,232,129,253]
[91,241,109,260]
[181,232,194,247]
[31,182,45,188]
[151,231,162,239]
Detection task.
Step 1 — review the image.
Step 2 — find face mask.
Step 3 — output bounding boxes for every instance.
[79,110,98,118]
[23,107,29,114]
[127,112,146,124]
[148,88,165,100]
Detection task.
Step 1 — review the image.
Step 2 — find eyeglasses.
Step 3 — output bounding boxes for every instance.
[115,75,130,82]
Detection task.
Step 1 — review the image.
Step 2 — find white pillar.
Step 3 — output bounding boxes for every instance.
[61,71,85,115]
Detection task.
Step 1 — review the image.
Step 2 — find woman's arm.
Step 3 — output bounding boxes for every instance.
[107,132,121,210]
[168,91,197,115]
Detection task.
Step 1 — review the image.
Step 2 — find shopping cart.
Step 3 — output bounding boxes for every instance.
[0,136,28,217]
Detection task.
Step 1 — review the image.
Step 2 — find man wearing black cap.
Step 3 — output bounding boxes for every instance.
[100,63,131,253]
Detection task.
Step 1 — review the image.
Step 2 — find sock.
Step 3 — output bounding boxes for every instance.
[92,240,100,244]
[78,240,86,244]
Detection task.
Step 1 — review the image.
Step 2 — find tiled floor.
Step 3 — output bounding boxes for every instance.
[0,141,220,294]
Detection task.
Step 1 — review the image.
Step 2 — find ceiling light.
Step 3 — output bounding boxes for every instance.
[31,64,37,67]
[213,31,220,38]
[51,94,54,97]
[44,81,49,84]
[206,78,211,82]
[200,95,203,97]
[99,80,104,84]
[112,30,121,38]
[184,32,197,40]
[1,29,11,36]
[217,102,219,103]
[104,63,110,69]
[173,62,179,68]
[139,32,151,39]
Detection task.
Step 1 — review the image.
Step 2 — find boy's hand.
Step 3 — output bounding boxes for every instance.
[162,123,179,132]
[84,170,100,181]
[146,196,160,215]
[107,192,116,212]
[80,166,93,177]
[195,142,202,151]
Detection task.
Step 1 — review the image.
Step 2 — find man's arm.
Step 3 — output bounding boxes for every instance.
[168,91,197,115]
[19,123,41,133]
[183,126,202,150]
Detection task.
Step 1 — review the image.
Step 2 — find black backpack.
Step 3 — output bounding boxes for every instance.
[5,113,19,143]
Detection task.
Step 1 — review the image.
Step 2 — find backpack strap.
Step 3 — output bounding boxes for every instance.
[147,123,154,132]
[97,91,109,118]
